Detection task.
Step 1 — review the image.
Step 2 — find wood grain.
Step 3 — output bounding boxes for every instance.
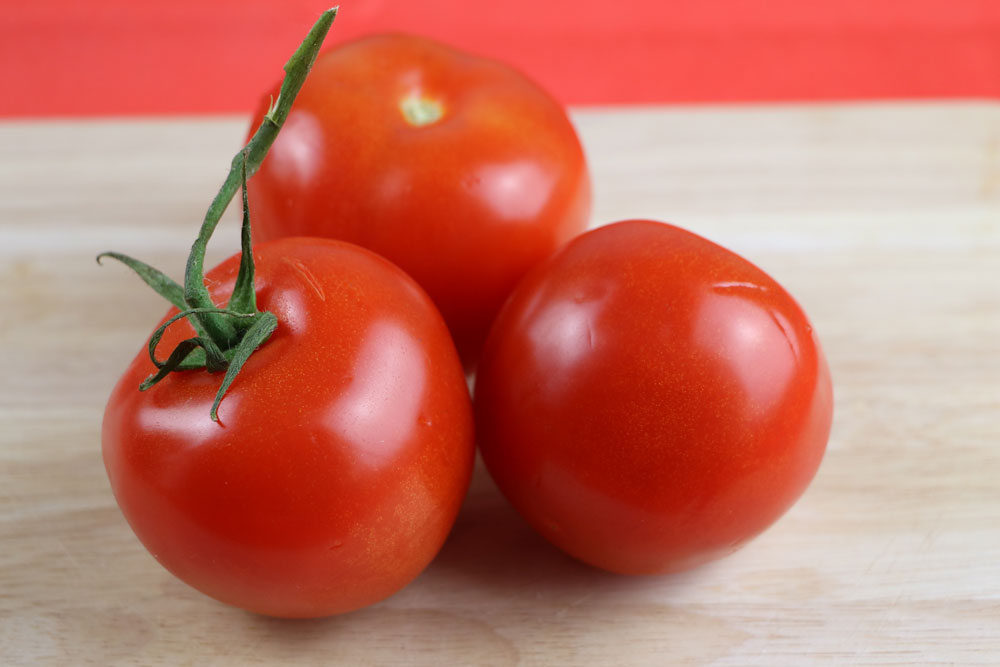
[1,103,998,665]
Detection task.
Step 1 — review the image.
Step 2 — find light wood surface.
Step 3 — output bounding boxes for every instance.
[2,103,999,665]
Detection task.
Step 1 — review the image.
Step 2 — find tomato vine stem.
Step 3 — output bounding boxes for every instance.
[184,8,338,342]
[97,7,338,421]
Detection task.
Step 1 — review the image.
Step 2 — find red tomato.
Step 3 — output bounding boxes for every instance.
[246,34,591,368]
[474,220,833,575]
[102,238,475,617]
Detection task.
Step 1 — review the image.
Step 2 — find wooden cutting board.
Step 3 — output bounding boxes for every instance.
[2,103,998,665]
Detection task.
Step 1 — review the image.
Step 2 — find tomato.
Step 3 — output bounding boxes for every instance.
[474,220,833,575]
[102,237,475,617]
[246,34,592,368]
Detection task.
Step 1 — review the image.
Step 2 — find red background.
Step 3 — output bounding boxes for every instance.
[3,0,999,118]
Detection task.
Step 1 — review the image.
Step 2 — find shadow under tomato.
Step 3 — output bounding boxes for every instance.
[426,457,664,597]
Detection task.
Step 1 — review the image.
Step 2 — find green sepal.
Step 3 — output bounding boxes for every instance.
[145,307,252,372]
[210,311,278,422]
[96,252,184,309]
[140,338,208,391]
[97,251,216,343]
[228,150,258,317]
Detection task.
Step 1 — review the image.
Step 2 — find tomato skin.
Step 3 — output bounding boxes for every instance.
[247,34,591,368]
[474,220,833,575]
[102,238,474,617]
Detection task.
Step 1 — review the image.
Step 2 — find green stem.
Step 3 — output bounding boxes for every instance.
[183,7,337,342]
[98,7,338,422]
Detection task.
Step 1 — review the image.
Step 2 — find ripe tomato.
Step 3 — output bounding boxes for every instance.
[102,237,475,617]
[246,34,592,367]
[474,220,833,575]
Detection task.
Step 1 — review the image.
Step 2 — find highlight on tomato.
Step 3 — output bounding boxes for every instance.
[247,33,592,368]
[474,220,833,575]
[99,10,475,618]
